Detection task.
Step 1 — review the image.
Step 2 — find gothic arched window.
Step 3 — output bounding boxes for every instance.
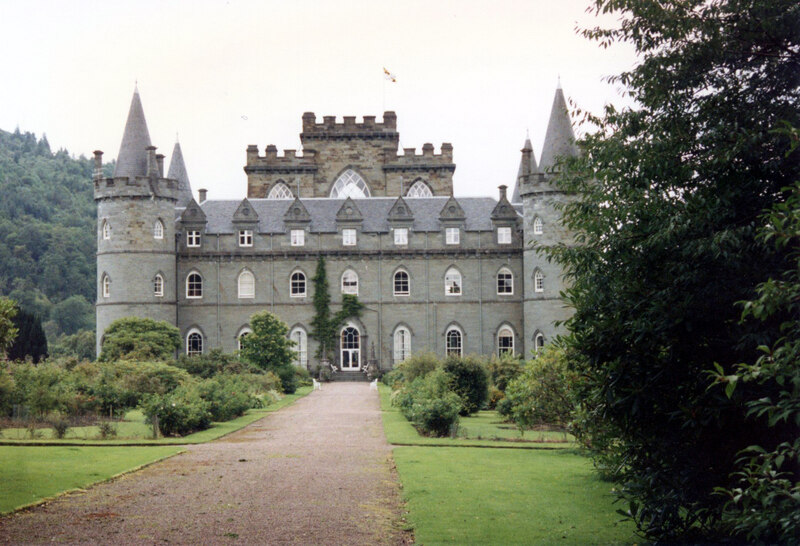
[406,180,433,198]
[268,181,294,199]
[330,169,370,198]
[154,220,164,239]
[535,332,545,352]
[186,329,203,356]
[102,274,110,298]
[101,220,110,240]
[533,216,543,235]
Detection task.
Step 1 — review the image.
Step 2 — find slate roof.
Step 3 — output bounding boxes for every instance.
[198,197,512,234]
[114,87,152,178]
[168,141,193,208]
[539,86,579,171]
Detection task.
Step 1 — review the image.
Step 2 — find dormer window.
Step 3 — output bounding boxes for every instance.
[342,228,357,246]
[291,229,305,246]
[394,228,408,246]
[445,227,460,245]
[187,230,201,247]
[497,227,512,244]
[239,230,253,247]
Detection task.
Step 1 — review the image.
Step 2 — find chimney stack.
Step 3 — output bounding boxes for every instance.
[198,188,207,203]
[146,146,158,177]
[156,154,165,177]
[498,185,508,201]
[93,150,103,180]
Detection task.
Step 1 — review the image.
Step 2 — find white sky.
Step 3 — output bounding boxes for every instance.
[0,0,636,200]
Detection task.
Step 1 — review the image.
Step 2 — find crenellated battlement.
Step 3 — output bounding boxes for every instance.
[300,112,399,140]
[245,144,319,174]
[383,142,454,172]
[94,175,181,201]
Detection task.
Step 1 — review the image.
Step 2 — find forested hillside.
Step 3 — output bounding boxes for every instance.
[0,127,109,355]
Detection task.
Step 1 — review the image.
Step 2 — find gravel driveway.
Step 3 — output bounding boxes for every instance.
[0,383,412,545]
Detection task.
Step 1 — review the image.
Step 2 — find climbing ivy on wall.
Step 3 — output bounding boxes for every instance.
[309,256,364,361]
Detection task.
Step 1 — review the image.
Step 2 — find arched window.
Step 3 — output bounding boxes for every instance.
[237,327,252,351]
[154,274,164,297]
[102,274,110,298]
[534,270,544,293]
[290,327,308,368]
[290,271,306,297]
[535,332,545,352]
[186,329,203,356]
[497,267,513,295]
[267,181,294,199]
[498,326,514,357]
[445,268,462,296]
[330,169,370,198]
[154,220,164,239]
[446,326,463,357]
[533,216,543,235]
[341,270,358,295]
[238,270,255,299]
[186,272,203,299]
[406,180,433,198]
[101,220,110,240]
[340,325,360,370]
[393,270,410,296]
[393,326,411,364]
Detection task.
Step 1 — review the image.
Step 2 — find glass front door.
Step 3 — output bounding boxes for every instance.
[340,326,360,370]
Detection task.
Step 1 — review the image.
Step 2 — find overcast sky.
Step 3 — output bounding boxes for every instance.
[0,0,636,200]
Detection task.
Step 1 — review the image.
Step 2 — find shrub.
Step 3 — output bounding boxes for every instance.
[238,311,297,394]
[97,421,117,439]
[48,413,70,439]
[98,317,181,362]
[293,366,312,387]
[9,361,74,417]
[487,385,505,410]
[394,369,462,437]
[195,375,259,422]
[442,355,489,415]
[384,352,440,388]
[173,349,262,378]
[113,361,190,398]
[140,388,212,437]
[488,354,523,392]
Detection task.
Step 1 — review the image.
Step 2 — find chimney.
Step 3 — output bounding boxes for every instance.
[156,154,165,177]
[146,146,158,177]
[498,185,508,201]
[198,188,207,203]
[521,146,532,176]
[93,150,103,180]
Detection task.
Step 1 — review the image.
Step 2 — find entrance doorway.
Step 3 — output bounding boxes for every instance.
[340,326,360,370]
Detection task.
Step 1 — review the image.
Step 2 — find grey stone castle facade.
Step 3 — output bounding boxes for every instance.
[94,87,577,371]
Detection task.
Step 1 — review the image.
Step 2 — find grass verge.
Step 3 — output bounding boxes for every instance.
[393,446,636,545]
[0,386,312,446]
[0,446,183,514]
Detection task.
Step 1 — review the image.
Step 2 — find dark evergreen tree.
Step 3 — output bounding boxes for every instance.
[7,307,47,363]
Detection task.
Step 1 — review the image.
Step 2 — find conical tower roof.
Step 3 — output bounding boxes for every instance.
[539,85,578,171]
[168,140,193,208]
[113,87,152,178]
[511,136,537,203]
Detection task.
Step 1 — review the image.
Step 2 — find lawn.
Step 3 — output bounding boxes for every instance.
[393,446,637,545]
[0,386,311,445]
[379,385,573,448]
[0,446,183,514]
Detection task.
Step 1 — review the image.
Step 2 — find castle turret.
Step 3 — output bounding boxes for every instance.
[511,136,536,203]
[521,84,578,355]
[168,140,194,208]
[94,88,181,355]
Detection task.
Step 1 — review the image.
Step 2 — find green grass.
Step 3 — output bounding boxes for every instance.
[0,386,312,445]
[393,446,637,545]
[0,446,183,514]
[379,385,573,448]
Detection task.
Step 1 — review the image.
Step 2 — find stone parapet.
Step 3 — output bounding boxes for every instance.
[300,112,398,140]
[94,175,180,201]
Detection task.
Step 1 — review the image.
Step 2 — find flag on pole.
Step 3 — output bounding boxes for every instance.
[383,67,397,83]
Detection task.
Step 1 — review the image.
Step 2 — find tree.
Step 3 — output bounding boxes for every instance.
[239,310,297,393]
[50,329,96,361]
[50,295,93,335]
[546,0,800,540]
[7,307,47,363]
[98,317,181,362]
[0,297,18,357]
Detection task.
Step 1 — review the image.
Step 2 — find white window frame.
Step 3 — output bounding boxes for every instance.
[446,327,463,357]
[102,220,110,240]
[393,270,410,296]
[187,230,201,248]
[497,267,513,295]
[445,227,460,245]
[341,269,358,295]
[186,272,203,299]
[497,326,514,357]
[393,326,411,364]
[290,327,308,368]
[445,268,462,296]
[102,274,110,298]
[154,274,164,297]
[291,229,305,247]
[534,270,544,293]
[237,327,252,351]
[154,220,164,240]
[394,228,408,246]
[238,270,255,299]
[238,229,253,247]
[406,180,433,198]
[290,271,307,298]
[186,329,203,356]
[330,169,371,198]
[342,228,357,246]
[497,226,512,245]
[533,217,543,235]
[535,333,545,352]
[267,182,294,199]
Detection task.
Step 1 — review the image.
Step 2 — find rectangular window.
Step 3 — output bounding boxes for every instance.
[342,228,357,246]
[497,227,512,244]
[394,228,408,246]
[291,229,305,246]
[445,227,460,245]
[187,230,201,247]
[238,230,253,247]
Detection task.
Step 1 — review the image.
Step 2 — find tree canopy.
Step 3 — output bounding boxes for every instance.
[0,296,18,356]
[239,310,297,393]
[98,317,181,362]
[548,0,799,541]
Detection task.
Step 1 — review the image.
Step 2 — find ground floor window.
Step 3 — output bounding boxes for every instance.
[291,328,308,368]
[393,326,411,364]
[341,326,360,369]
[187,331,203,356]
[497,326,514,356]
[446,327,462,357]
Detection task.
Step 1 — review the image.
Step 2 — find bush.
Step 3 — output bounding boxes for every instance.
[141,388,212,437]
[394,369,462,437]
[442,355,489,416]
[97,421,117,439]
[293,366,312,387]
[195,375,260,422]
[487,385,505,410]
[488,354,523,392]
[173,349,262,378]
[48,413,70,439]
[113,361,190,398]
[99,317,181,362]
[384,352,440,388]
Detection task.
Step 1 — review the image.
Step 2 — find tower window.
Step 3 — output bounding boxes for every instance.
[187,330,203,356]
[341,270,358,295]
[187,230,201,247]
[497,268,513,295]
[238,270,255,299]
[393,270,410,296]
[498,326,514,356]
[238,230,253,247]
[291,229,305,246]
[186,272,203,298]
[446,327,463,357]
[394,228,408,246]
[534,270,544,293]
[154,220,164,240]
[154,274,164,297]
[445,227,460,245]
[535,333,545,352]
[497,227,512,244]
[101,220,110,240]
[342,228,357,246]
[533,217,543,235]
[445,268,462,296]
[290,271,306,297]
[102,274,110,298]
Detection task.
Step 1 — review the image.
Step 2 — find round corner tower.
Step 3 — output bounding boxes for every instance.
[94,89,182,355]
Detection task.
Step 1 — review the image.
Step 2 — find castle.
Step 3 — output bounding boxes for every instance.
[94,86,577,372]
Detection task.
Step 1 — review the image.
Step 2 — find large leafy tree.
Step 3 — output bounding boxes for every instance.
[98,317,181,362]
[239,310,297,393]
[548,0,799,541]
[0,296,18,356]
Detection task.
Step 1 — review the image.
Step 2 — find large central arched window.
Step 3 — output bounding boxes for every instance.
[330,169,370,198]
